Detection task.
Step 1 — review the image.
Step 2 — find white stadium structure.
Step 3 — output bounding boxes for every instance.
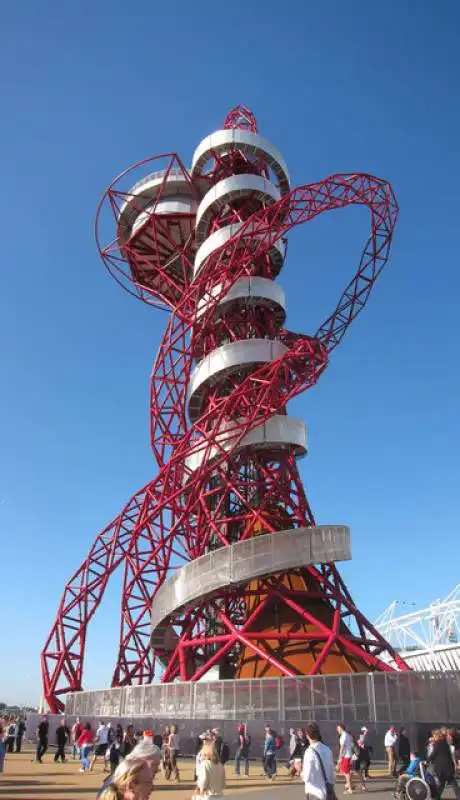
[374,584,460,671]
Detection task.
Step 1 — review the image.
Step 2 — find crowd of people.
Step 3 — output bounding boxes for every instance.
[96,725,226,800]
[0,715,27,773]
[27,715,185,778]
[393,726,460,800]
[2,711,460,800]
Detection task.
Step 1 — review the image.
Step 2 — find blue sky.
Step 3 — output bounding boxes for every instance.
[1,1,459,705]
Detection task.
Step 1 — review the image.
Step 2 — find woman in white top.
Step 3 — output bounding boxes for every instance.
[196,741,226,798]
[302,722,335,800]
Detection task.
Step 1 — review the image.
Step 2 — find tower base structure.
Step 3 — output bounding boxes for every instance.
[150,526,407,681]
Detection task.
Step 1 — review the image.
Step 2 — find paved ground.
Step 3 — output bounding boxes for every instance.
[0,748,406,800]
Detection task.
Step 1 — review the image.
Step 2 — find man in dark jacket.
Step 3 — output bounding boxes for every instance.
[427,732,456,795]
[54,719,71,763]
[34,715,49,763]
[15,718,26,753]
[398,727,411,773]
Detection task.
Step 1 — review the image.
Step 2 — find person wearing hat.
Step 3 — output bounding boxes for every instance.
[357,727,372,791]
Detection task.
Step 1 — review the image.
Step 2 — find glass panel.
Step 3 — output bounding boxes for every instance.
[324,676,341,708]
[311,676,328,708]
[261,678,280,711]
[352,674,369,706]
[234,680,251,715]
[340,675,354,706]
[284,678,300,712]
[249,681,262,716]
[124,686,143,716]
[194,683,210,718]
[298,677,313,713]
[222,682,235,717]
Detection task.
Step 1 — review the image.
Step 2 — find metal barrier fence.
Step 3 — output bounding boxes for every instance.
[65,671,460,723]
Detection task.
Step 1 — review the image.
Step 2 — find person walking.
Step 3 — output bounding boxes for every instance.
[336,723,354,794]
[168,724,180,783]
[302,721,335,800]
[398,727,410,773]
[357,727,372,790]
[288,729,305,779]
[78,722,94,772]
[384,726,398,777]
[54,718,71,763]
[15,718,26,753]
[108,725,124,774]
[293,729,309,778]
[0,720,6,774]
[212,729,224,763]
[91,721,110,772]
[196,740,226,799]
[427,729,459,798]
[6,719,17,753]
[195,732,209,781]
[71,717,83,759]
[263,726,277,781]
[161,725,170,774]
[234,723,250,777]
[34,715,49,763]
[123,725,136,758]
[287,728,298,775]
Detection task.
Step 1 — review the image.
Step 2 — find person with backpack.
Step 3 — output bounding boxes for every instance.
[235,723,251,777]
[302,722,335,800]
[356,727,372,791]
[212,728,229,766]
[6,719,17,754]
[108,725,124,774]
[263,726,277,781]
[289,729,307,779]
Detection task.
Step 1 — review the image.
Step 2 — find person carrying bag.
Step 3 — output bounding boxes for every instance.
[302,722,336,800]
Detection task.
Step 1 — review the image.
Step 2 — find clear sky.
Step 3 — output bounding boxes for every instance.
[1,1,459,706]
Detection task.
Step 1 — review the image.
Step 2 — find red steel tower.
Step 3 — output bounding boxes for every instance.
[41,106,408,713]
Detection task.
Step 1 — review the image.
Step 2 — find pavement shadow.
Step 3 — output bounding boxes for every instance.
[0,789,94,796]
[0,780,45,786]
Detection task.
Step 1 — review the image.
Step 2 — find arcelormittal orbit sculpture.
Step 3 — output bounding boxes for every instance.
[42,106,408,713]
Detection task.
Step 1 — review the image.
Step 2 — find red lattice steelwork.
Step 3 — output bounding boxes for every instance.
[41,106,408,712]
